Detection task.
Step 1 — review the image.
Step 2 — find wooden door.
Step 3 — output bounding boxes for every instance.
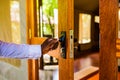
[99,0,118,80]
[26,0,74,80]
[58,0,74,80]
[26,0,120,80]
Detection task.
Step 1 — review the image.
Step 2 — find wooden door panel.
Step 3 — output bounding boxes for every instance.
[31,37,46,44]
[58,0,74,80]
[99,0,118,80]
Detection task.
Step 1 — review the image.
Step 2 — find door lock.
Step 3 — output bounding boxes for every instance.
[59,31,66,59]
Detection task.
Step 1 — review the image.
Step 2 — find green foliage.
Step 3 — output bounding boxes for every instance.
[43,23,52,35]
[42,0,58,17]
[42,0,58,37]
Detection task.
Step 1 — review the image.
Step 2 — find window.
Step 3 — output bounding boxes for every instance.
[95,16,99,23]
[39,0,58,38]
[79,13,91,44]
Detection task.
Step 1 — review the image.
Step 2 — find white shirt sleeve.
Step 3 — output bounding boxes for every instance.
[28,45,42,59]
[0,40,42,59]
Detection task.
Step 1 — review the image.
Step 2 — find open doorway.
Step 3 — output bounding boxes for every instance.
[74,0,120,80]
[74,0,100,80]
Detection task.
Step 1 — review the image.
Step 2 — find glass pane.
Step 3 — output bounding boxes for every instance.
[36,0,58,38]
[42,0,58,37]
[36,0,59,80]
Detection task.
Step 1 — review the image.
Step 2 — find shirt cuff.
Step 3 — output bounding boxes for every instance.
[28,45,41,59]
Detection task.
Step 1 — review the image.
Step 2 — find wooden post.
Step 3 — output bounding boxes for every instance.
[99,0,118,80]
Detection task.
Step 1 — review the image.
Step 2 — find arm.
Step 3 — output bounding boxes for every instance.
[0,38,59,59]
[0,40,41,59]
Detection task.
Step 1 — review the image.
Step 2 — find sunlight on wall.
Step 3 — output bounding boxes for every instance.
[0,0,21,68]
[95,16,99,23]
[10,1,21,44]
[0,58,21,67]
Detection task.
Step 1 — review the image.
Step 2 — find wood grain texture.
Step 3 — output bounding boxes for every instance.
[99,0,118,80]
[58,0,74,80]
[31,37,46,44]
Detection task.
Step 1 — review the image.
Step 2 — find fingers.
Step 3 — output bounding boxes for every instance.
[43,38,57,45]
[41,38,59,54]
[51,42,59,50]
[46,39,58,50]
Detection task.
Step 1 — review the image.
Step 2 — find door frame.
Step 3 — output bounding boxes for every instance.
[26,0,119,80]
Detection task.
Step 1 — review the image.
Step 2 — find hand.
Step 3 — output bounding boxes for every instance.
[41,38,59,54]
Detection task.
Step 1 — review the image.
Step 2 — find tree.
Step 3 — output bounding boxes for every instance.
[42,0,58,37]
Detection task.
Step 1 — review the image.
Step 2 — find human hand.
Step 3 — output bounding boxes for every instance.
[41,38,59,54]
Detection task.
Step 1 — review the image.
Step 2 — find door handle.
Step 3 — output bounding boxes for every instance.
[59,31,66,59]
